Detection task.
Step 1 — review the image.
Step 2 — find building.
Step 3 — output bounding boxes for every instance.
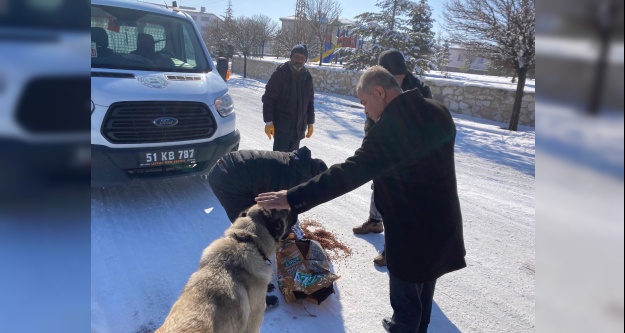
[178,6,221,37]
[445,43,489,73]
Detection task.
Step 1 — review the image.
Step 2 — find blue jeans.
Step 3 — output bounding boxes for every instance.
[369,184,383,221]
[387,272,436,333]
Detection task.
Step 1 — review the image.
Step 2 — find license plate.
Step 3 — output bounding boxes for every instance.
[139,149,195,167]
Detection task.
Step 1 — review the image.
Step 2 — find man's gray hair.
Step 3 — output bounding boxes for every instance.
[357,65,401,94]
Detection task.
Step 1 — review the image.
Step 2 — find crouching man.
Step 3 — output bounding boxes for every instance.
[207,146,328,308]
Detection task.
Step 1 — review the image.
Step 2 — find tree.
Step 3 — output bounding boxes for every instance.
[340,0,436,74]
[433,35,451,76]
[222,0,236,57]
[202,20,232,59]
[251,14,278,58]
[408,0,437,73]
[273,25,318,59]
[230,16,262,78]
[587,0,622,114]
[443,0,535,131]
[303,0,343,66]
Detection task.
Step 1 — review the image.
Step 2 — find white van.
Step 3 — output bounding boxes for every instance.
[91,0,239,186]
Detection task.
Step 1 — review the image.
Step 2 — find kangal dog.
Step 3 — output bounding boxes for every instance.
[155,204,292,333]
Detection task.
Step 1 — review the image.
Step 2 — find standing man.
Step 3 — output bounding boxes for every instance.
[256,66,466,333]
[262,44,315,152]
[353,50,434,267]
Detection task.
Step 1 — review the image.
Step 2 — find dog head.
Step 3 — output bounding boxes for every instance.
[239,204,292,242]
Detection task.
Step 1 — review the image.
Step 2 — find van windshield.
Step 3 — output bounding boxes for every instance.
[91,5,211,73]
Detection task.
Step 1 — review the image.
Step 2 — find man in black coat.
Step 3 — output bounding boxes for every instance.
[208,146,327,224]
[256,66,466,333]
[262,44,315,152]
[354,50,435,267]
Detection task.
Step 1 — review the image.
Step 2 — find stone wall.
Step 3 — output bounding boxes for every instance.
[232,56,535,127]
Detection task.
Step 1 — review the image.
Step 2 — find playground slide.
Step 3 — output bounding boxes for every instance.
[310,44,338,63]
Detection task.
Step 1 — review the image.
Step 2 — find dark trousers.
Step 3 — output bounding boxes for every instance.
[273,137,301,152]
[387,272,436,333]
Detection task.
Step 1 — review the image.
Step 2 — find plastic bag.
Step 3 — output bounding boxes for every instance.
[275,236,340,304]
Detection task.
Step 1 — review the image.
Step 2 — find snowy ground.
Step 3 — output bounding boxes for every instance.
[91,73,535,333]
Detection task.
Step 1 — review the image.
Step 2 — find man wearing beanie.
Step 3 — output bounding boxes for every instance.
[262,44,315,152]
[352,49,433,267]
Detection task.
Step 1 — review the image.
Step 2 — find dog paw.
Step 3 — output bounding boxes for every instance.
[265,295,279,310]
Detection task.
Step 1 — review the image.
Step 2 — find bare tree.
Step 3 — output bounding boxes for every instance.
[303,0,343,66]
[202,20,230,58]
[273,25,318,59]
[230,16,262,77]
[443,0,535,131]
[587,0,622,114]
[251,15,278,58]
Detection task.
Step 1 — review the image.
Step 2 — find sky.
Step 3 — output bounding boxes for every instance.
[90,69,539,333]
[176,0,447,34]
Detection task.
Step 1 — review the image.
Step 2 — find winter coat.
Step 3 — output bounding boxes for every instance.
[364,72,432,133]
[208,147,326,223]
[286,89,466,283]
[262,61,315,140]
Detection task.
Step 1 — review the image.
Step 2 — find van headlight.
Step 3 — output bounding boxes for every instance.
[214,92,234,117]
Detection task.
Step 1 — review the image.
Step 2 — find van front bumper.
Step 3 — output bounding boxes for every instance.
[91,130,239,187]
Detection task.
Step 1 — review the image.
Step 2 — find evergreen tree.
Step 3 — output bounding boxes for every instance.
[407,0,436,73]
[433,35,451,76]
[222,0,236,57]
[339,0,436,75]
[224,0,234,22]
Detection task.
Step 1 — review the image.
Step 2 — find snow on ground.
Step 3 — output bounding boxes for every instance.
[91,73,535,333]
[535,99,623,333]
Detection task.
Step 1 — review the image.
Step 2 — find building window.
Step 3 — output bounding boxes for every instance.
[457,54,463,61]
[478,57,483,64]
[201,16,211,22]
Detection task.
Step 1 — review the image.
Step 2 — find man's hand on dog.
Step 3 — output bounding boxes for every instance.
[255,190,290,210]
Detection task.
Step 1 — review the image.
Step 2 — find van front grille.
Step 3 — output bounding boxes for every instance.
[101,101,216,144]
[17,76,90,133]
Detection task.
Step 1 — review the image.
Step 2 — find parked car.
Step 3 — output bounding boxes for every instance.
[0,0,91,196]
[91,0,239,186]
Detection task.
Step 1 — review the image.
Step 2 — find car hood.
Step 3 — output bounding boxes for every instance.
[91,71,228,107]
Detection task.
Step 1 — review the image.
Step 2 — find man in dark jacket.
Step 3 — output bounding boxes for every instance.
[208,146,327,223]
[256,66,466,333]
[262,44,315,152]
[354,50,434,267]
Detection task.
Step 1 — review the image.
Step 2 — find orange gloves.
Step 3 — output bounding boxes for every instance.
[265,123,313,139]
[306,124,314,138]
[265,123,275,140]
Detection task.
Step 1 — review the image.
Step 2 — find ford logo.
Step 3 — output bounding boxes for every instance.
[137,75,170,88]
[153,117,178,127]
